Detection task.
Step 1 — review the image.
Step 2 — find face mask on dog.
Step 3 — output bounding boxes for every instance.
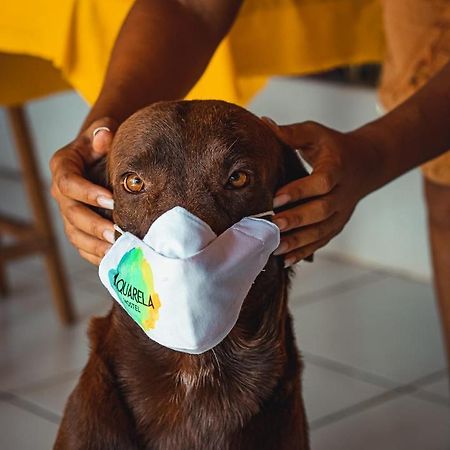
[98,206,280,354]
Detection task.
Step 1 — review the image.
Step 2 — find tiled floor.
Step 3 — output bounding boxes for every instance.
[0,179,449,449]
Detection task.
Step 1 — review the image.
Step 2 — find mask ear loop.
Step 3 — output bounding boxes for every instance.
[251,210,275,219]
[113,224,125,235]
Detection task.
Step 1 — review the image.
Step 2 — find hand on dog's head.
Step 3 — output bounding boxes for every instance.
[90,100,307,239]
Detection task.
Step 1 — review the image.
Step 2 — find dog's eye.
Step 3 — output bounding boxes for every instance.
[122,173,144,193]
[227,171,249,189]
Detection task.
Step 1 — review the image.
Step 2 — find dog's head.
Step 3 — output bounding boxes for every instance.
[99,100,307,238]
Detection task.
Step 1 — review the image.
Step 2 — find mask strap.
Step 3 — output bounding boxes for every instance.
[250,210,275,219]
[113,224,125,235]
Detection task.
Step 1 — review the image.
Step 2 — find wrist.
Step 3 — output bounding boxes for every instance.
[347,121,396,196]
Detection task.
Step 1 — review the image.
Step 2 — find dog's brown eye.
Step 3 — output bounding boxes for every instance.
[123,173,144,193]
[227,171,249,189]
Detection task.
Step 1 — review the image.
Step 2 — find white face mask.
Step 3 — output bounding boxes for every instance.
[98,206,280,354]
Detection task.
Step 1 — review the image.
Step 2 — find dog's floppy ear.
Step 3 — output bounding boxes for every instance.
[85,157,112,221]
[277,140,314,262]
[278,140,310,189]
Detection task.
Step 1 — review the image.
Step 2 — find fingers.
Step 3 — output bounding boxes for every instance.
[274,213,342,256]
[53,168,113,209]
[64,202,115,243]
[261,117,326,149]
[64,219,111,261]
[83,117,118,162]
[283,237,331,268]
[263,118,341,208]
[92,126,114,157]
[49,117,118,264]
[50,129,114,209]
[273,197,336,232]
[79,250,103,266]
[273,171,338,208]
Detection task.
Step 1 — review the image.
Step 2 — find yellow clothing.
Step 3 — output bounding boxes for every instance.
[379,0,450,186]
[0,0,384,107]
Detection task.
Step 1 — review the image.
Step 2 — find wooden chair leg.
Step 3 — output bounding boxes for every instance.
[7,105,75,324]
[0,237,9,297]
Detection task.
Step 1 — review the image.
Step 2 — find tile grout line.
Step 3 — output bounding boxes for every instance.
[291,271,388,306]
[310,377,449,432]
[320,253,433,286]
[310,386,418,431]
[412,388,450,408]
[6,368,82,394]
[0,391,61,425]
[304,353,449,430]
[303,352,449,406]
[303,352,400,390]
[304,351,449,396]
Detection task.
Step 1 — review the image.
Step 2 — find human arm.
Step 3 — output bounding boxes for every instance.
[269,61,450,266]
[50,0,243,265]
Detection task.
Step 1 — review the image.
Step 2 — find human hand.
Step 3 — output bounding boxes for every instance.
[50,119,117,265]
[263,119,381,267]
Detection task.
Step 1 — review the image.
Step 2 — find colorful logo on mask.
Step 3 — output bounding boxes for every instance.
[108,247,161,331]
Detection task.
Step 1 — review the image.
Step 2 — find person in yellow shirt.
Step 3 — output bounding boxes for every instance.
[45,0,450,362]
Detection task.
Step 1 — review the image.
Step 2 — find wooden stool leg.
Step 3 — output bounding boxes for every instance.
[7,106,75,324]
[0,237,9,297]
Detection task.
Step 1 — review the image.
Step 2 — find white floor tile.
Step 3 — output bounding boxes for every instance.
[302,361,385,422]
[0,401,58,450]
[0,281,109,391]
[420,376,450,401]
[0,312,88,391]
[13,375,79,417]
[291,276,447,384]
[311,395,450,450]
[0,198,112,393]
[0,260,110,326]
[289,255,378,303]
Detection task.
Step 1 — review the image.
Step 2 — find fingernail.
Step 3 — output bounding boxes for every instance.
[284,257,296,268]
[272,217,288,231]
[273,242,288,255]
[273,194,290,208]
[103,229,116,244]
[97,196,114,210]
[104,244,112,256]
[93,126,111,138]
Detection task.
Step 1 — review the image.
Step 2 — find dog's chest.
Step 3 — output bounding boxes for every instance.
[122,346,284,449]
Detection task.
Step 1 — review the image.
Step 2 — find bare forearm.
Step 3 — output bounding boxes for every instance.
[83,0,242,129]
[353,61,450,192]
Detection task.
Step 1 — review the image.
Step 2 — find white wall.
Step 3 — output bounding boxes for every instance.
[0,92,89,177]
[0,77,432,280]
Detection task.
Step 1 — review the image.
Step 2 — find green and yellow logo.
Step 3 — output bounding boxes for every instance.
[108,247,161,331]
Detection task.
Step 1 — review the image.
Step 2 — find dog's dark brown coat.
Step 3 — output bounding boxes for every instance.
[55,100,309,450]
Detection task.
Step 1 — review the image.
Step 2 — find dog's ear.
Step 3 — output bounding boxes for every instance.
[277,140,309,189]
[277,140,314,262]
[85,157,112,221]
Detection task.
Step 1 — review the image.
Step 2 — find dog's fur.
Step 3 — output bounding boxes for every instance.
[55,100,310,450]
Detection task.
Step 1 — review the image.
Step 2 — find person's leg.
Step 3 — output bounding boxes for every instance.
[424,177,450,368]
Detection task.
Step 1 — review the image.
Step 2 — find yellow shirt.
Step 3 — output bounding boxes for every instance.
[0,0,384,106]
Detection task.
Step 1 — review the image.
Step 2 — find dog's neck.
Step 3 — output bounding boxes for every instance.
[104,258,295,445]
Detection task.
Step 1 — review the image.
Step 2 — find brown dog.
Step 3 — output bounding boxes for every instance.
[55,100,309,450]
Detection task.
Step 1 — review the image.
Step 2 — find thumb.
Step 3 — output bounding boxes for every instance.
[275,121,324,150]
[262,118,327,167]
[92,127,114,157]
[85,118,118,161]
